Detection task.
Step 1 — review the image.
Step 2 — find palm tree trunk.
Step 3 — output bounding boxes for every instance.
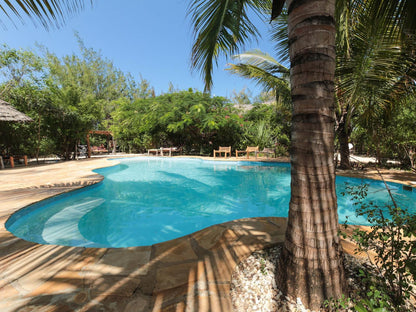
[338,119,351,169]
[276,0,347,309]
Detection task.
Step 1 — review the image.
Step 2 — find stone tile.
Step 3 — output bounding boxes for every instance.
[71,290,90,304]
[0,283,20,299]
[227,218,285,242]
[191,225,226,250]
[94,247,152,275]
[154,262,198,292]
[67,247,107,271]
[122,294,153,312]
[199,249,237,284]
[152,284,189,308]
[152,237,197,264]
[89,275,141,297]
[192,226,241,252]
[28,271,84,296]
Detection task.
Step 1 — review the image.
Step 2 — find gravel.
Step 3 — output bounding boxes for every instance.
[230,244,415,312]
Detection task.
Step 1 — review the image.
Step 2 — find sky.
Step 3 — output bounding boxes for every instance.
[1,0,278,99]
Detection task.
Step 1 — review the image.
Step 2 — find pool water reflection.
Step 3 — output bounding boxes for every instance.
[6,157,416,247]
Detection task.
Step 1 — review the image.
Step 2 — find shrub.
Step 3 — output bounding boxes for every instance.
[340,182,416,311]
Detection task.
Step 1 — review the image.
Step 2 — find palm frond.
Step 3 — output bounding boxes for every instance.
[188,0,271,92]
[365,0,416,37]
[227,50,290,105]
[269,7,288,64]
[234,49,289,76]
[227,50,288,91]
[0,0,92,29]
[336,1,415,129]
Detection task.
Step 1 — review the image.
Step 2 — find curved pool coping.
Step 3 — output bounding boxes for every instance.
[1,155,415,311]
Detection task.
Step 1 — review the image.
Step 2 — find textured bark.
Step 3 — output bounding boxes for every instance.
[276,0,347,309]
[338,123,351,169]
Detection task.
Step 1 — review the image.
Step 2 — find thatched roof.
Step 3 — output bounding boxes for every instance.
[0,100,33,122]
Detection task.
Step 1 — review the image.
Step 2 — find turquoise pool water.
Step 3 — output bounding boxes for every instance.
[6,157,416,248]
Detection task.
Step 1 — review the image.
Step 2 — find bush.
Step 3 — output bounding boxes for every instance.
[340,182,416,311]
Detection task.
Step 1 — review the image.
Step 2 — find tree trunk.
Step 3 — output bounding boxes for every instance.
[276,0,347,309]
[338,119,351,169]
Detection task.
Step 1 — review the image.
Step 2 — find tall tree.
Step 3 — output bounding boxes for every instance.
[189,0,346,308]
[189,0,416,307]
[335,0,416,169]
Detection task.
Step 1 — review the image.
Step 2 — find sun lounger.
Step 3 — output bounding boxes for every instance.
[0,155,28,168]
[147,149,160,156]
[91,146,108,154]
[235,146,259,159]
[261,147,275,158]
[160,147,182,156]
[213,146,231,158]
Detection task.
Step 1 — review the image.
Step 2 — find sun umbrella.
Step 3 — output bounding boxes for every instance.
[0,100,33,122]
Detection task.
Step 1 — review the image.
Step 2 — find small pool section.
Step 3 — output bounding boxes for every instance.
[6,157,416,248]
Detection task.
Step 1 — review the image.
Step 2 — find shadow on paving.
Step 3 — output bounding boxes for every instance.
[0,217,287,312]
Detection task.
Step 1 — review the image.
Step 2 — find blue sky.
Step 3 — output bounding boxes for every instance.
[1,0,277,99]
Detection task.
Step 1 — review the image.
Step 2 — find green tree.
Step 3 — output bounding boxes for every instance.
[335,0,416,169]
[43,38,141,158]
[112,90,245,154]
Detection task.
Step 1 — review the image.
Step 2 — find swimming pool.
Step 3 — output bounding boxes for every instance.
[6,157,416,248]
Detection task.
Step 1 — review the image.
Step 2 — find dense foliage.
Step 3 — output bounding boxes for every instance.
[331,182,416,311]
[111,90,244,154]
[0,42,286,160]
[0,28,414,166]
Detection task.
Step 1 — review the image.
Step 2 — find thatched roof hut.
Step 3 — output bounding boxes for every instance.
[0,100,33,122]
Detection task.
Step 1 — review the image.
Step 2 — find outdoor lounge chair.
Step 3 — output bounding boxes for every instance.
[213,146,231,158]
[0,155,28,168]
[147,148,160,156]
[91,145,108,154]
[235,146,259,159]
[160,147,182,156]
[261,147,275,158]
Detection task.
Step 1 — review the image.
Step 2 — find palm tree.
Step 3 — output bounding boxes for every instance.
[230,5,415,170]
[189,0,345,309]
[189,0,416,309]
[0,0,91,29]
[336,1,416,168]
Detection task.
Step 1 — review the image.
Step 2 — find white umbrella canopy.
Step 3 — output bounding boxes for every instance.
[0,100,33,122]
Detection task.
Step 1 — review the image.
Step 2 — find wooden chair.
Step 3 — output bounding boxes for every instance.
[235,146,259,159]
[213,146,231,158]
[1,155,28,168]
[147,148,160,156]
[160,147,182,156]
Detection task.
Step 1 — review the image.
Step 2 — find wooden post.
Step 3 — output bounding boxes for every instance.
[10,156,14,168]
[24,155,28,166]
[0,156,4,169]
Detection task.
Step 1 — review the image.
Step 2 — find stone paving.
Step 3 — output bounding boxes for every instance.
[0,157,415,311]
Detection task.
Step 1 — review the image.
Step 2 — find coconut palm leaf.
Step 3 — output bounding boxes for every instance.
[227,49,289,92]
[188,0,271,92]
[336,2,412,110]
[0,0,92,29]
[366,0,416,37]
[269,7,288,64]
